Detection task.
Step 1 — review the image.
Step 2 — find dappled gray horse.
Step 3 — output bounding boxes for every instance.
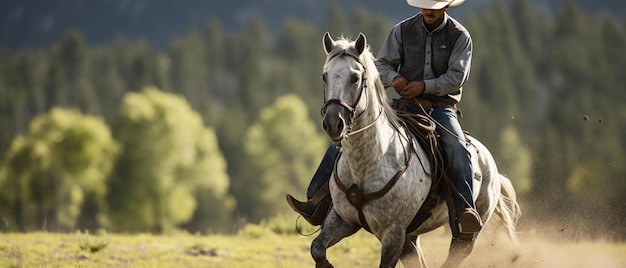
[312,32,521,268]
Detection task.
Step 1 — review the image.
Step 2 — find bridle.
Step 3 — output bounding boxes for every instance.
[321,48,382,144]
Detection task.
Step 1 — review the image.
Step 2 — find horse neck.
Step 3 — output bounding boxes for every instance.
[341,92,405,181]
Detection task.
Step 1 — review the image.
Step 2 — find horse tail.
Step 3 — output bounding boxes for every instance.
[493,174,522,243]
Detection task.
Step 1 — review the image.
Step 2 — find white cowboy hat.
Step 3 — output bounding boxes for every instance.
[407,0,465,9]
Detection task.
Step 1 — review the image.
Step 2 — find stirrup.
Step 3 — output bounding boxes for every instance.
[286,194,314,218]
[457,208,482,240]
[307,194,332,226]
[285,194,332,226]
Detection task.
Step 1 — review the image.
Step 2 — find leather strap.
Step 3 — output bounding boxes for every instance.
[333,148,414,232]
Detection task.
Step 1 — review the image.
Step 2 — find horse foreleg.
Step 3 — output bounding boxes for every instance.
[378,223,406,268]
[400,235,429,268]
[442,237,475,268]
[311,210,359,268]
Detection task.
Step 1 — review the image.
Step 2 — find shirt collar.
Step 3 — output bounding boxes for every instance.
[420,12,449,33]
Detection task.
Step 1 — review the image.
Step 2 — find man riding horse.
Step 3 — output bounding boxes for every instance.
[287,0,482,240]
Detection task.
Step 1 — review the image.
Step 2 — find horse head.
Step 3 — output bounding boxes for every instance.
[321,32,370,146]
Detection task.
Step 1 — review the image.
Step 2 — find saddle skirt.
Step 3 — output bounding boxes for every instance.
[394,103,476,235]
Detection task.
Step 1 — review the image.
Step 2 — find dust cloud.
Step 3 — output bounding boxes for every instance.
[416,223,626,268]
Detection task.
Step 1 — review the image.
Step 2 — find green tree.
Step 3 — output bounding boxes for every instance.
[111,39,165,92]
[88,47,126,123]
[233,16,275,117]
[179,128,235,233]
[51,31,98,114]
[496,125,532,195]
[511,0,552,70]
[215,100,250,226]
[351,7,393,52]
[241,94,327,221]
[463,1,525,142]
[167,31,210,114]
[108,87,231,233]
[1,51,49,154]
[274,18,326,129]
[0,46,9,155]
[202,20,231,119]
[0,108,118,231]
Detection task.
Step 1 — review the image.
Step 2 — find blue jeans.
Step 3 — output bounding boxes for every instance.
[408,104,475,221]
[307,144,339,199]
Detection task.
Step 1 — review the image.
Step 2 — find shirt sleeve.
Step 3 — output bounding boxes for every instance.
[375,24,403,88]
[423,32,472,96]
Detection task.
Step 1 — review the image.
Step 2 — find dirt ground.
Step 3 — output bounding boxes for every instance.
[414,225,626,268]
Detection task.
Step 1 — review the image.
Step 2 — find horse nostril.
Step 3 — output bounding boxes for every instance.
[323,114,343,135]
[337,119,344,132]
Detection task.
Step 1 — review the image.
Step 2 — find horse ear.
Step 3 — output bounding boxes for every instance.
[323,32,335,54]
[355,33,367,55]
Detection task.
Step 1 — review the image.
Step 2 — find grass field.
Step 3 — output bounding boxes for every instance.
[1,224,625,267]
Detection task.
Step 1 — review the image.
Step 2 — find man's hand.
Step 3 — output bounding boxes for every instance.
[392,76,408,95]
[402,81,425,99]
[392,76,425,99]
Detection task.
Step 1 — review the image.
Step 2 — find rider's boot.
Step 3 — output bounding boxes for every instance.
[286,180,331,226]
[285,145,338,226]
[457,207,482,240]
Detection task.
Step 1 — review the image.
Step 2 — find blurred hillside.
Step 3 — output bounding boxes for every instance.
[1,0,624,51]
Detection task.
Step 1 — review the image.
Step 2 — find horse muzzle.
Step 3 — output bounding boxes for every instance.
[322,105,350,146]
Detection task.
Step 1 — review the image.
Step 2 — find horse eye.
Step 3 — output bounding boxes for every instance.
[321,73,328,83]
[351,74,359,84]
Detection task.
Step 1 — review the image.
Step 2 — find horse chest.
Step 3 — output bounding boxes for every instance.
[330,173,425,230]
